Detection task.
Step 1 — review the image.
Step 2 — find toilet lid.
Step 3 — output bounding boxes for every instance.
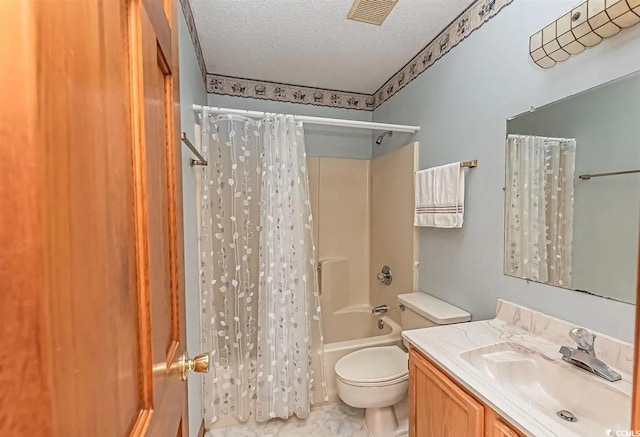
[335,346,408,384]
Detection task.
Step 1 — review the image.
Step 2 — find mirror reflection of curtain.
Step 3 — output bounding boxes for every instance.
[505,135,576,287]
[199,113,327,426]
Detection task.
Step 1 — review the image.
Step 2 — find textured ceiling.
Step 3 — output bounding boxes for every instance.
[190,0,476,94]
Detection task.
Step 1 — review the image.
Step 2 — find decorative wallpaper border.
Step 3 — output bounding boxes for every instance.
[206,74,375,110]
[372,0,514,109]
[184,0,513,111]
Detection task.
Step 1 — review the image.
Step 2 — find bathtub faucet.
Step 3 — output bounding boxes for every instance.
[372,305,389,315]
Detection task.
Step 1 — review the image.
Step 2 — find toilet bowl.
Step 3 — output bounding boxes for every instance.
[334,292,471,437]
[335,345,408,437]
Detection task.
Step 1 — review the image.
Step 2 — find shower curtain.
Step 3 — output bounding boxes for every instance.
[199,112,327,426]
[505,134,576,287]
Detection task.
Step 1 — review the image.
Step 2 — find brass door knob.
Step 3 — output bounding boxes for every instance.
[177,352,210,381]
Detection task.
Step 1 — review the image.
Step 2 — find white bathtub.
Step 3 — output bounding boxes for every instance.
[321,306,403,402]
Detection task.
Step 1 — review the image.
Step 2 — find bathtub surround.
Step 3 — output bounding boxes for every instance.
[306,146,418,402]
[311,158,371,314]
[373,1,640,341]
[309,144,418,327]
[323,310,394,345]
[179,6,209,436]
[370,143,419,325]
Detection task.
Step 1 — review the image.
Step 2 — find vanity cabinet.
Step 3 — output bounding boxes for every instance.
[485,409,523,437]
[409,346,483,436]
[409,346,525,437]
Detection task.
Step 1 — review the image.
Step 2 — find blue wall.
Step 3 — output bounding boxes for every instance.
[373,1,640,341]
[178,7,207,436]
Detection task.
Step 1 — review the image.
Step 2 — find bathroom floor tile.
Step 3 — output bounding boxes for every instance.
[278,421,333,437]
[205,402,368,437]
[222,419,280,437]
[205,429,227,437]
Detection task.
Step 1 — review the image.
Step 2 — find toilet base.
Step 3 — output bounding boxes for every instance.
[363,397,408,437]
[364,406,397,437]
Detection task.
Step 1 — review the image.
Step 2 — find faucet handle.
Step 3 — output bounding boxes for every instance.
[569,328,596,354]
[559,345,573,359]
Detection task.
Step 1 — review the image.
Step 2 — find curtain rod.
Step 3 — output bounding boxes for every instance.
[192,104,420,134]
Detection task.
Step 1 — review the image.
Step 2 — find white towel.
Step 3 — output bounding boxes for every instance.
[414,162,465,228]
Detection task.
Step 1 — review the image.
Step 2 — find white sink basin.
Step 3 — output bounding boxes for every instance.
[461,342,630,436]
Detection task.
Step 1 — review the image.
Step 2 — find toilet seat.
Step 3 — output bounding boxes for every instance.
[335,346,408,387]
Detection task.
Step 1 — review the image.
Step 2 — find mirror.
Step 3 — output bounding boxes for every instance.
[504,73,640,304]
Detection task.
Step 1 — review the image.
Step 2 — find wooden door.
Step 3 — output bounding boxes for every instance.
[409,348,484,437]
[0,1,188,436]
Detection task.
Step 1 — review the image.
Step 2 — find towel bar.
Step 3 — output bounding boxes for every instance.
[181,132,208,166]
[579,168,639,180]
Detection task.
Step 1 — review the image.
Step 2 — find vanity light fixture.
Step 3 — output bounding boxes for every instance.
[530,0,640,68]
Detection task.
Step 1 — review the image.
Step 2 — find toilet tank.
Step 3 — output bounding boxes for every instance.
[398,292,471,330]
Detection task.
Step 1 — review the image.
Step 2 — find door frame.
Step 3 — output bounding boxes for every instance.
[631,220,640,429]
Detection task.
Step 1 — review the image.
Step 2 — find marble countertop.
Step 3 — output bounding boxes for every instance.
[403,300,633,437]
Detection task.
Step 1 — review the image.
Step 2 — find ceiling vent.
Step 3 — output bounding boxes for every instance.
[347,0,399,26]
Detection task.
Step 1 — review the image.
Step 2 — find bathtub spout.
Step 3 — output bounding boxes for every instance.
[372,305,389,315]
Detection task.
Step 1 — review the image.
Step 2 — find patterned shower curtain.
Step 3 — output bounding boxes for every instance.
[198,112,327,427]
[505,134,576,287]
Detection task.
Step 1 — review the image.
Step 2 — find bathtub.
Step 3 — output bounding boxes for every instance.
[320,306,403,402]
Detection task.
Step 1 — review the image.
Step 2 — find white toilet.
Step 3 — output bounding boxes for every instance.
[334,292,471,437]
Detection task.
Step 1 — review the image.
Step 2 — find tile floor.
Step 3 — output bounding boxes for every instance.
[204,402,369,437]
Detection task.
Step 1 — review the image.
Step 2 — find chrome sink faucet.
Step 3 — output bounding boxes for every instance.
[559,328,621,382]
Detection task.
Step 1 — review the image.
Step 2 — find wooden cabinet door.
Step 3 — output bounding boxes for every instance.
[490,421,522,437]
[0,1,188,436]
[485,409,524,437]
[409,348,484,437]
